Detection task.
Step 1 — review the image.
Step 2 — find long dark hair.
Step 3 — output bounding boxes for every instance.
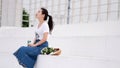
[41,8,54,34]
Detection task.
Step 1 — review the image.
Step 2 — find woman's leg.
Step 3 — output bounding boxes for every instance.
[13,46,39,68]
[13,41,48,68]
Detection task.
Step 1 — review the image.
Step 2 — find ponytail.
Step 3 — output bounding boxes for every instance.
[48,15,54,34]
[41,8,54,34]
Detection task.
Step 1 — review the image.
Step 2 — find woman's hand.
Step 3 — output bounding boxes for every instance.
[28,44,36,47]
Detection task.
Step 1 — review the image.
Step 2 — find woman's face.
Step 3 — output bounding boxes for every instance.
[36,9,44,19]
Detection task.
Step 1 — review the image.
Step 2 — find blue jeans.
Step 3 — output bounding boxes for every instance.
[13,40,48,68]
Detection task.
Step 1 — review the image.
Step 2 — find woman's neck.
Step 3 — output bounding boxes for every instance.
[37,19,44,28]
[39,19,44,24]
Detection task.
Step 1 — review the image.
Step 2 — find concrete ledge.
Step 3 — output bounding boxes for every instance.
[0,23,120,68]
[35,55,120,68]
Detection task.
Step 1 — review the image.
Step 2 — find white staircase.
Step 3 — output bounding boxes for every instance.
[0,22,120,68]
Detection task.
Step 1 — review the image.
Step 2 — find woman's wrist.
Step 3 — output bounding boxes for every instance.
[34,44,37,46]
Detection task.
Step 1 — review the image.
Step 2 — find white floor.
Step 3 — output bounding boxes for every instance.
[1,23,120,68]
[0,54,23,68]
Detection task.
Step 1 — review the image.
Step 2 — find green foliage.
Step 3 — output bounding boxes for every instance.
[22,8,29,27]
[23,8,28,15]
[23,15,29,20]
[41,47,55,55]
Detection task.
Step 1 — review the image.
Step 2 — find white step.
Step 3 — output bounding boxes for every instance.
[1,54,120,68]
[0,23,120,68]
[35,55,120,68]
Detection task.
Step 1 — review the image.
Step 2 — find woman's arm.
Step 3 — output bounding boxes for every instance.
[33,37,37,44]
[34,32,48,46]
[28,37,36,46]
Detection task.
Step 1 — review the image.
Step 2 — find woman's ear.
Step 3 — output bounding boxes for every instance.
[42,14,45,18]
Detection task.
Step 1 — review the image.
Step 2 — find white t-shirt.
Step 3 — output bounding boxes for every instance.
[35,21,49,40]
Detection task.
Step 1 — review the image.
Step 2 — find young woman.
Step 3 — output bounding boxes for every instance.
[13,8,54,68]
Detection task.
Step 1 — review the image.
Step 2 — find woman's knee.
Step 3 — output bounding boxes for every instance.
[19,46,26,49]
[18,46,27,52]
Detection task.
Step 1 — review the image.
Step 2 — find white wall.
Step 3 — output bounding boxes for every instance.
[1,0,22,27]
[0,0,120,27]
[15,0,23,27]
[37,0,120,24]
